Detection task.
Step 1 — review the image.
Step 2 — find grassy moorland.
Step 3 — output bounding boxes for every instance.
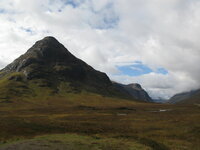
[0,93,199,150]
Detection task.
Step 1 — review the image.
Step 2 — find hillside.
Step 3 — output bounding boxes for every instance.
[113,82,152,102]
[0,37,199,150]
[168,89,200,104]
[0,36,152,102]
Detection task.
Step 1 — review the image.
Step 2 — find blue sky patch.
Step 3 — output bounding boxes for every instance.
[94,16,119,30]
[20,27,35,35]
[156,68,168,75]
[48,0,83,12]
[62,0,84,9]
[63,0,79,8]
[89,3,119,30]
[117,62,168,76]
[0,9,5,14]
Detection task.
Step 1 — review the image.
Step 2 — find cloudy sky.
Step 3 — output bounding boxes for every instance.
[0,0,200,99]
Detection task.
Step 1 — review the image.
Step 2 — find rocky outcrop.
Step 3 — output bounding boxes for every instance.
[113,82,152,102]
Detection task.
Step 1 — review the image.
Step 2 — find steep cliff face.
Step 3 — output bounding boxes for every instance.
[113,82,152,102]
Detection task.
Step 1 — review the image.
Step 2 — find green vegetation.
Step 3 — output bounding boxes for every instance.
[0,95,199,150]
[0,72,199,150]
[0,134,150,150]
[0,72,30,101]
[0,35,199,150]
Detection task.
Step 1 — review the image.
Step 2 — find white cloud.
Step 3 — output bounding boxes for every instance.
[111,72,199,99]
[0,0,200,99]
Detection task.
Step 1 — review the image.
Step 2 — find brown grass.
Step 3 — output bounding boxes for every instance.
[0,94,200,150]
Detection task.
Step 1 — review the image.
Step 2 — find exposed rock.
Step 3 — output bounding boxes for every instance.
[0,36,134,99]
[113,82,152,102]
[8,75,24,81]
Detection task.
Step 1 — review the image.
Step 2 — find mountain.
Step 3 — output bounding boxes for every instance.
[153,98,167,103]
[168,89,200,104]
[113,82,152,102]
[0,36,152,102]
[0,37,127,100]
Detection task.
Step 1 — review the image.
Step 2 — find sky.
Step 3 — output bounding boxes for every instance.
[0,0,200,100]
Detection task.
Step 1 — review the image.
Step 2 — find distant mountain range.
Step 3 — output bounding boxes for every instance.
[152,99,167,103]
[0,37,152,103]
[168,89,200,104]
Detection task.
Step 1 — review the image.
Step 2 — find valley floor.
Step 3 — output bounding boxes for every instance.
[0,96,199,150]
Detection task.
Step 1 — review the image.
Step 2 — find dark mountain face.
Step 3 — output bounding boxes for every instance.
[168,89,200,104]
[113,82,152,102]
[2,37,103,82]
[0,37,136,100]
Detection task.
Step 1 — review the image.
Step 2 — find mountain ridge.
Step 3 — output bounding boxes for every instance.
[168,89,200,104]
[113,82,152,102]
[0,36,152,102]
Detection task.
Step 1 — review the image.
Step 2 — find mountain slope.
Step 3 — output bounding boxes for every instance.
[113,82,152,102]
[0,37,138,102]
[168,89,200,104]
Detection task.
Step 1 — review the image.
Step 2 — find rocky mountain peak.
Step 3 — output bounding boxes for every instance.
[127,83,142,90]
[27,36,76,61]
[2,37,78,73]
[0,37,120,98]
[29,36,63,52]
